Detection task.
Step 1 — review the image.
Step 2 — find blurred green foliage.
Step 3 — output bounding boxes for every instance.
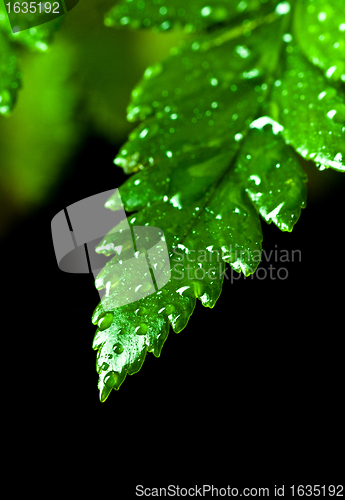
[0,0,185,235]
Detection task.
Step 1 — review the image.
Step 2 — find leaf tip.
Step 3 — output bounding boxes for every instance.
[99,370,126,402]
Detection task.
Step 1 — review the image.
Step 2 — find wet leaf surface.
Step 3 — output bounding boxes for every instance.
[91,1,338,400]
[294,0,345,83]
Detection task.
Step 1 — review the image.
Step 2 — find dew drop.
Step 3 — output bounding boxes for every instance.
[275,2,291,15]
[119,16,130,25]
[161,21,171,30]
[242,69,260,79]
[283,33,292,42]
[235,45,250,58]
[0,89,12,109]
[249,175,261,185]
[332,104,345,123]
[135,307,148,316]
[135,323,148,335]
[113,343,124,354]
[327,109,337,119]
[165,304,175,315]
[237,1,247,13]
[326,66,337,78]
[139,128,149,139]
[98,312,114,331]
[104,371,119,388]
[140,282,152,293]
[201,6,212,17]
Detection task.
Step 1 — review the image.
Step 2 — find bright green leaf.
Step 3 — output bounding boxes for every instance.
[294,0,345,82]
[91,4,315,400]
[114,14,287,174]
[271,48,345,171]
[234,126,308,231]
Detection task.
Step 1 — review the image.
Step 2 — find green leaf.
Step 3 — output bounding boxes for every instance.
[90,5,303,401]
[234,126,307,231]
[105,0,281,33]
[294,0,345,82]
[114,15,286,172]
[270,48,345,170]
[90,0,345,400]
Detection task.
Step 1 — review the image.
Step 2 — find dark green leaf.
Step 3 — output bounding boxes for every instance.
[234,126,307,231]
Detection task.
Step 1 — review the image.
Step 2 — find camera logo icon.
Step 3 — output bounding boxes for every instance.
[51,188,171,310]
[4,0,79,33]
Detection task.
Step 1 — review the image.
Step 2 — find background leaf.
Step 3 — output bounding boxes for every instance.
[105,0,281,33]
[0,0,61,114]
[294,0,345,82]
[0,31,21,115]
[270,48,345,171]
[0,0,183,235]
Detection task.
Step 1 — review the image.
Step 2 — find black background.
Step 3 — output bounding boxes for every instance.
[4,132,344,486]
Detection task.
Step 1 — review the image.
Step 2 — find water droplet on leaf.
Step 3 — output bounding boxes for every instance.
[98,312,114,331]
